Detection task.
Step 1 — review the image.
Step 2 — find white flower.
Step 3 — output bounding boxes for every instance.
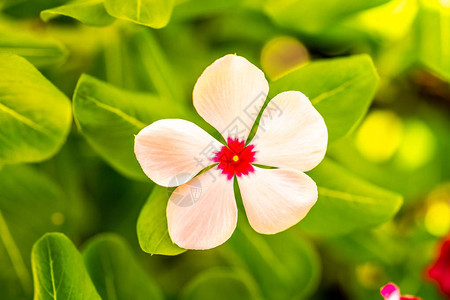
[135,54,328,250]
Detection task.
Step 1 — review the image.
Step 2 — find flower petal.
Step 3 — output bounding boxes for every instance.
[237,166,318,234]
[167,168,237,250]
[381,283,401,300]
[193,54,269,141]
[135,119,222,187]
[251,91,328,172]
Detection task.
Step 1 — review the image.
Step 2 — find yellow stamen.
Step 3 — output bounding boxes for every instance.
[232,155,239,162]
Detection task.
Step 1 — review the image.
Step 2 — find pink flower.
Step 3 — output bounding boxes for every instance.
[380,283,420,300]
[428,236,450,297]
[134,54,328,250]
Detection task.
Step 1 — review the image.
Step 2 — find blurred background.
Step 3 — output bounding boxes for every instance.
[0,0,449,299]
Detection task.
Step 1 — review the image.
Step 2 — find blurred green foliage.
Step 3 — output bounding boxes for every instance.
[0,0,449,299]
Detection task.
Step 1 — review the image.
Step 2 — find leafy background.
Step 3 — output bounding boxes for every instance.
[0,0,449,299]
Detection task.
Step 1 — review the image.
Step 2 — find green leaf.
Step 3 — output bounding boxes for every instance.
[104,0,174,28]
[225,220,321,300]
[41,0,115,27]
[327,229,403,265]
[1,0,68,18]
[264,0,391,34]
[0,24,67,67]
[137,186,186,256]
[72,74,186,180]
[181,268,262,300]
[417,0,450,81]
[0,54,72,165]
[83,234,164,300]
[31,233,101,300]
[299,158,403,236]
[0,165,70,299]
[270,55,379,142]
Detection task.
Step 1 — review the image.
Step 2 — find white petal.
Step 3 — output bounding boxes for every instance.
[251,91,328,172]
[167,168,237,250]
[135,119,222,187]
[193,54,269,141]
[237,166,318,234]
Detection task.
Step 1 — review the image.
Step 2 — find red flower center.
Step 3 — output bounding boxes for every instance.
[213,138,256,180]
